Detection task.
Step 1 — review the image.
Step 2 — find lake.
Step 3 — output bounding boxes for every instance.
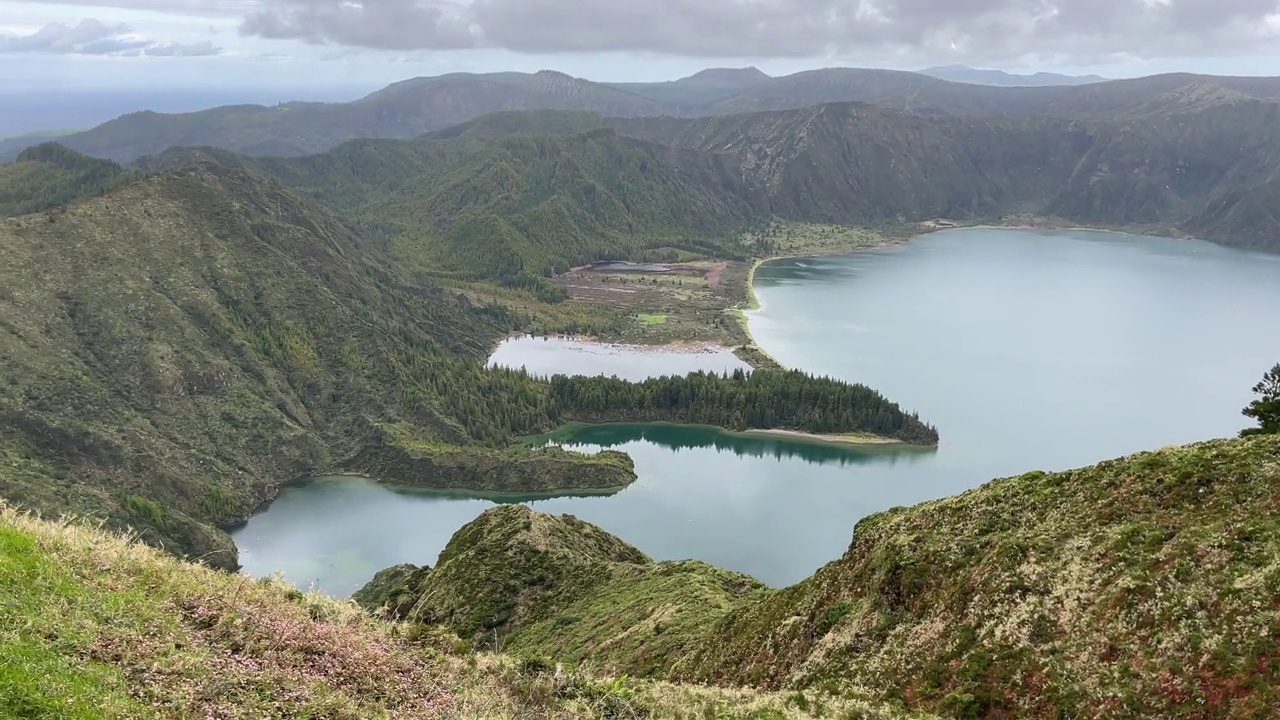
[486,335,750,380]
[232,228,1280,596]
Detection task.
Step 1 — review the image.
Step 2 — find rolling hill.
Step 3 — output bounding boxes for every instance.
[0,142,139,217]
[605,67,773,111]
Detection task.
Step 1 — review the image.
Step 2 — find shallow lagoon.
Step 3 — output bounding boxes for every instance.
[233,229,1280,596]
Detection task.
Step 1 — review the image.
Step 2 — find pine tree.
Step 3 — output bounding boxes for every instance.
[1241,363,1280,436]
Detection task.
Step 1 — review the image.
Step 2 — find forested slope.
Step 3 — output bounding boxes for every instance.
[0,142,138,217]
[139,130,763,280]
[0,160,548,568]
[613,99,1280,252]
[122,87,1280,264]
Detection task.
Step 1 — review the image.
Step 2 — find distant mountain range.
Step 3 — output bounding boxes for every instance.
[105,75,1278,262]
[5,67,1280,164]
[920,65,1108,87]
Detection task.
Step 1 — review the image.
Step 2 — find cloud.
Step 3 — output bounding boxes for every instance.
[16,0,257,18]
[0,18,223,56]
[236,0,1280,62]
[144,40,223,56]
[240,0,474,49]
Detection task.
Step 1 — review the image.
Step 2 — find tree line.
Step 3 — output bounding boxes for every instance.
[544,368,939,445]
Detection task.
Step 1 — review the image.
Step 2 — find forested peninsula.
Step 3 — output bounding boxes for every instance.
[548,370,938,446]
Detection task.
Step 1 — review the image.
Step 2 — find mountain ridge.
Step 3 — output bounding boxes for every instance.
[920,64,1108,87]
[8,68,1280,164]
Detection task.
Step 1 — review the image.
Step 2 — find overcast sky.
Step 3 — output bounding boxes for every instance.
[1,0,1279,97]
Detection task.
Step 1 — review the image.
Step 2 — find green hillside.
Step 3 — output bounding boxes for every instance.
[141,130,763,280]
[0,160,552,568]
[354,504,769,678]
[0,143,138,217]
[363,432,1280,719]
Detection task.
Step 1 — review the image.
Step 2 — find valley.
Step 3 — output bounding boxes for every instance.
[3,63,1280,720]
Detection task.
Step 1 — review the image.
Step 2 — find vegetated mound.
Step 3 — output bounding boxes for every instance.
[680,433,1280,718]
[0,143,139,217]
[0,504,922,720]
[355,504,768,678]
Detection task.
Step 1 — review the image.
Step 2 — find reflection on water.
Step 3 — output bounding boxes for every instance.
[528,421,934,467]
[232,422,928,596]
[487,335,749,381]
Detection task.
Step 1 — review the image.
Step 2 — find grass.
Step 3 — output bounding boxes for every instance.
[636,314,667,325]
[0,503,926,719]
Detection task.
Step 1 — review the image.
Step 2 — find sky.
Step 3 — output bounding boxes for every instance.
[1,0,1279,100]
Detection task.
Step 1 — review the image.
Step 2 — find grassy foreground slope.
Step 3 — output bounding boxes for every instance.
[363,434,1280,719]
[0,504,928,720]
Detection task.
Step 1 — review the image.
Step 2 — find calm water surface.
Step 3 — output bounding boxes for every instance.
[487,335,750,380]
[233,229,1280,596]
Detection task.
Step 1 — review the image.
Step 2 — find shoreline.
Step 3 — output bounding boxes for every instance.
[526,420,938,451]
[505,219,1166,373]
[224,469,632,528]
[491,332,740,356]
[729,235,912,368]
